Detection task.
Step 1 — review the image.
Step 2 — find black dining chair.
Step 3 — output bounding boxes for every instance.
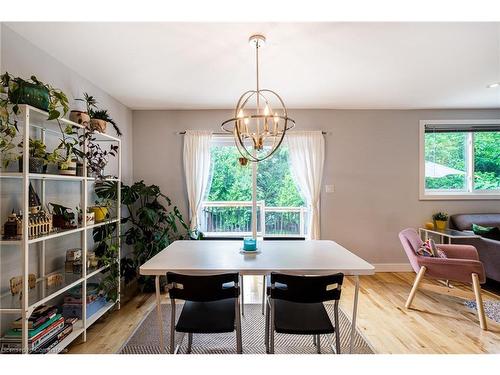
[265,272,344,354]
[166,272,242,354]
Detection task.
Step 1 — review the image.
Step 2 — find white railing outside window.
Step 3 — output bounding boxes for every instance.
[200,201,308,237]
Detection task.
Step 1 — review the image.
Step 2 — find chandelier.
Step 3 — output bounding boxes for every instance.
[221,34,295,162]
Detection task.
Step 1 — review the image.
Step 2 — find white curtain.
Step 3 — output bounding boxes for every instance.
[183,130,212,233]
[286,131,325,240]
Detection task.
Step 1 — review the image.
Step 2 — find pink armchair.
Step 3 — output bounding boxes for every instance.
[399,228,487,330]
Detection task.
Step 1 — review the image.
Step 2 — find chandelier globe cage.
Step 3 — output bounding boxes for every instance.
[221,34,295,162]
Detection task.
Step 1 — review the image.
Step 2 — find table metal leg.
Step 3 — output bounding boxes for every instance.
[155,275,165,353]
[349,275,360,354]
[240,274,245,316]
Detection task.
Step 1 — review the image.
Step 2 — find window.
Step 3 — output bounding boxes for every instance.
[200,137,307,236]
[420,120,500,199]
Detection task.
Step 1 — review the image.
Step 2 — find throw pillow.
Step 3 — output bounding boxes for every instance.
[416,239,447,258]
[472,223,500,241]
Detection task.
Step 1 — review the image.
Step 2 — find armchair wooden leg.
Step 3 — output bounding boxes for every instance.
[471,273,488,331]
[405,266,426,309]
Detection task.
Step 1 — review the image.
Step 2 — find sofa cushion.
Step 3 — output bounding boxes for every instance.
[450,213,500,231]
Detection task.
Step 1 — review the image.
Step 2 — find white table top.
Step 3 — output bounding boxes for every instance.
[139,240,375,276]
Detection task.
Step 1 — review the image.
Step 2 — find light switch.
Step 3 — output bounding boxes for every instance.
[325,185,335,193]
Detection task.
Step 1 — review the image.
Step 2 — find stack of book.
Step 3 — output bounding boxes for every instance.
[0,305,76,354]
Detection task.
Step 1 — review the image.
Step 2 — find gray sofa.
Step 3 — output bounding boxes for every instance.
[449,213,500,283]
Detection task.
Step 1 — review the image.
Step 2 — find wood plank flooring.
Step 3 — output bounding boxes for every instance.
[67,273,500,354]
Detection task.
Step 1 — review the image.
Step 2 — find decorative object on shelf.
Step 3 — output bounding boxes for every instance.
[64,248,83,274]
[18,138,48,174]
[1,72,69,169]
[25,183,53,237]
[49,203,76,229]
[432,212,449,230]
[221,34,295,163]
[63,283,107,319]
[9,274,37,295]
[69,110,90,127]
[46,272,63,288]
[242,237,257,251]
[3,210,22,239]
[87,251,98,268]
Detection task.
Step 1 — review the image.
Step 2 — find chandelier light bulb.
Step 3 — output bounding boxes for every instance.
[238,109,245,118]
[273,113,279,123]
[244,117,249,125]
[264,104,270,116]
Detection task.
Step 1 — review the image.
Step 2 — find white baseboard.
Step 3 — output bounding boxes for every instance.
[372,263,413,272]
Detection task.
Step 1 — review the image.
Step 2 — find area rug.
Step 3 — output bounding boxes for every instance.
[464,300,500,323]
[119,303,374,354]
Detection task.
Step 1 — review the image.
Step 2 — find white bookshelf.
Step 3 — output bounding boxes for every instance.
[0,104,122,354]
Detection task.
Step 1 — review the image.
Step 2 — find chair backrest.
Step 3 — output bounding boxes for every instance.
[166,272,239,302]
[398,228,423,273]
[270,272,344,303]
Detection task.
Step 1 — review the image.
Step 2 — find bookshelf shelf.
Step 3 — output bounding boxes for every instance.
[0,105,122,354]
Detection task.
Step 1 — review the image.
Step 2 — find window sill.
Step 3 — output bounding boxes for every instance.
[419,192,500,200]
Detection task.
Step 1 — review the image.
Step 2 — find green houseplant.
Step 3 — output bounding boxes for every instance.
[432,212,449,230]
[95,180,191,292]
[1,73,69,169]
[17,138,48,173]
[49,203,76,229]
[76,92,122,136]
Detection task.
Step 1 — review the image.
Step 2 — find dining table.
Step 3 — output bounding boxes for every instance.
[139,239,375,354]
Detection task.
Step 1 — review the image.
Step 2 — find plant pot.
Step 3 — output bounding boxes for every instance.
[90,119,107,133]
[9,80,50,111]
[69,110,90,127]
[86,211,95,226]
[18,156,46,174]
[435,220,447,230]
[53,214,73,229]
[76,162,84,177]
[90,206,108,223]
[58,160,77,175]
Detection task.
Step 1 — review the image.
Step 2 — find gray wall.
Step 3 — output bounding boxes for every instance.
[132,108,500,265]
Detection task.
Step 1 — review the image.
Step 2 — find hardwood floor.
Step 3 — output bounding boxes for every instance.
[67,273,500,354]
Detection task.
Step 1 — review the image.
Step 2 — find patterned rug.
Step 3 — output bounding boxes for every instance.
[119,303,374,354]
[464,300,500,323]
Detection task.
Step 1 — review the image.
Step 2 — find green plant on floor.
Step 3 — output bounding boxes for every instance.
[432,212,449,221]
[95,180,191,291]
[1,73,69,168]
[92,223,120,302]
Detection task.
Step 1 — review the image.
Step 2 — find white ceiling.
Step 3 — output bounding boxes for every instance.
[5,22,500,110]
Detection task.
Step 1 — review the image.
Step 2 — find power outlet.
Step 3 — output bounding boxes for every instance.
[325,185,335,193]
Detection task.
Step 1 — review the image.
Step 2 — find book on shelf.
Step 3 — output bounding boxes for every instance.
[5,314,61,338]
[10,305,57,330]
[1,316,65,352]
[33,323,74,354]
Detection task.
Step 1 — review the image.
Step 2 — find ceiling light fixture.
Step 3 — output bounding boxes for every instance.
[487,82,500,88]
[221,34,295,162]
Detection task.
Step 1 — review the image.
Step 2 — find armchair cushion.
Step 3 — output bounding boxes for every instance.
[417,257,485,284]
[437,244,480,260]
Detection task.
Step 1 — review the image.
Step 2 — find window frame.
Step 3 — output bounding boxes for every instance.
[419,119,500,200]
[201,135,308,237]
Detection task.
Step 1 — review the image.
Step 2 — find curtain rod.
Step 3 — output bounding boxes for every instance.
[175,131,329,135]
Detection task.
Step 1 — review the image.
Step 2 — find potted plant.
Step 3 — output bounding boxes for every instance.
[76,206,95,226]
[17,138,48,174]
[49,203,76,229]
[70,93,94,127]
[50,122,84,176]
[75,92,122,136]
[1,72,69,120]
[1,73,69,170]
[432,212,449,230]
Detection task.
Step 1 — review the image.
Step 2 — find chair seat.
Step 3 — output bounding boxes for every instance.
[273,300,335,335]
[175,299,236,334]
